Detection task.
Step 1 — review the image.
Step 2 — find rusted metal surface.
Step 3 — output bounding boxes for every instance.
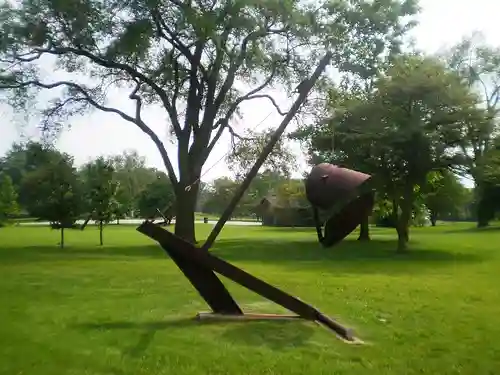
[136,220,354,341]
[137,221,242,315]
[322,191,375,247]
[305,163,371,209]
[305,163,375,247]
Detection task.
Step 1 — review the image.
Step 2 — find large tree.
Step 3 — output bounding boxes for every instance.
[297,54,486,251]
[0,0,419,243]
[441,33,500,226]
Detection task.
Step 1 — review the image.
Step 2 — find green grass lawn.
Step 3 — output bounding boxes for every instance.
[1,223,499,374]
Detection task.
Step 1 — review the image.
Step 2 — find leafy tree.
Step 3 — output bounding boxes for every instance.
[202,177,238,217]
[242,170,287,218]
[108,151,159,217]
[297,54,486,251]
[441,32,500,226]
[0,0,419,243]
[0,141,70,213]
[21,157,83,248]
[136,172,175,219]
[423,171,469,226]
[0,174,19,225]
[274,178,308,208]
[226,129,298,180]
[81,157,120,245]
[291,3,420,240]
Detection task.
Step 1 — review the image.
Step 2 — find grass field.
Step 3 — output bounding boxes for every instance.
[1,223,499,375]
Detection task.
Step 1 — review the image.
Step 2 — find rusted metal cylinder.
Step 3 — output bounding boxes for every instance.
[305,163,375,247]
[305,163,371,210]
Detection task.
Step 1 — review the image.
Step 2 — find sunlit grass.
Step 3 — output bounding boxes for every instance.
[1,222,499,374]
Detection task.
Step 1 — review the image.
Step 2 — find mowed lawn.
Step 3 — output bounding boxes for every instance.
[1,223,499,375]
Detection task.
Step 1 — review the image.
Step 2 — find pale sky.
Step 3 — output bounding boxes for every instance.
[1,0,498,187]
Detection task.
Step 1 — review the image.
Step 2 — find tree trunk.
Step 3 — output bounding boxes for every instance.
[80,215,91,230]
[60,227,65,249]
[357,216,370,241]
[174,185,199,244]
[99,221,103,246]
[475,181,492,228]
[430,211,437,227]
[396,201,412,253]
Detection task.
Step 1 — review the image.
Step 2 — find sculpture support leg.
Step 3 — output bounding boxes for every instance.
[137,221,355,341]
[138,222,242,315]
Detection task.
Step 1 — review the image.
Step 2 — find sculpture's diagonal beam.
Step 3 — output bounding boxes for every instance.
[137,221,354,341]
[137,222,242,315]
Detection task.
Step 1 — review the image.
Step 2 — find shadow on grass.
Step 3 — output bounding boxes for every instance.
[75,317,314,354]
[0,234,486,274]
[0,243,167,263]
[211,237,485,272]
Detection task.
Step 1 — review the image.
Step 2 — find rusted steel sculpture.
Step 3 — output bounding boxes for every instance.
[135,53,363,343]
[137,220,354,341]
[305,163,376,247]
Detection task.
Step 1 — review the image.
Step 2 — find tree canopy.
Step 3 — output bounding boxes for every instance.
[21,155,83,247]
[0,173,19,225]
[0,0,419,243]
[293,54,487,251]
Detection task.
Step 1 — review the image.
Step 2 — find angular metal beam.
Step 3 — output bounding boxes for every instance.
[137,220,354,341]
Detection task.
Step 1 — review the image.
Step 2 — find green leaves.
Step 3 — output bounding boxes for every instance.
[81,156,120,224]
[21,155,83,226]
[226,128,297,180]
[0,174,19,224]
[136,172,175,218]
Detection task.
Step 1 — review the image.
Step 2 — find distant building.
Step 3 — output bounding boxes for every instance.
[255,196,316,227]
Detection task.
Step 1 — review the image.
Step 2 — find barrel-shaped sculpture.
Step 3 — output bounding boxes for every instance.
[305,163,375,247]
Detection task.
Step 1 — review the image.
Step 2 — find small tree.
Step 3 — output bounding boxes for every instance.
[423,171,469,226]
[82,157,119,245]
[0,174,19,226]
[21,157,83,248]
[136,173,175,219]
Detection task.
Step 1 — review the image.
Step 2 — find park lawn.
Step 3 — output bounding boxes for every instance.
[0,223,499,375]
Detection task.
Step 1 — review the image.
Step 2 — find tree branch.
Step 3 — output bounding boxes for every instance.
[24,45,182,132]
[213,64,284,131]
[1,78,179,186]
[241,94,287,116]
[150,6,209,81]
[212,27,287,113]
